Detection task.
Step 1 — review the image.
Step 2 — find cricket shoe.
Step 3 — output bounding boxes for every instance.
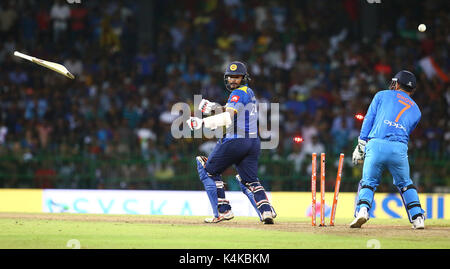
[204,210,234,223]
[412,215,425,230]
[261,211,274,225]
[349,207,369,228]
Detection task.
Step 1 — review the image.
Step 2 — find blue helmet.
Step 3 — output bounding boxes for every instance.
[389,70,416,92]
[224,61,251,92]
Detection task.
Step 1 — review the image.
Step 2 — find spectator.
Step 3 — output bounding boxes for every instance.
[135,45,156,79]
[50,0,71,42]
[64,54,83,76]
[36,3,51,42]
[69,4,88,41]
[0,2,17,38]
[99,16,121,53]
[137,119,157,160]
[36,120,53,149]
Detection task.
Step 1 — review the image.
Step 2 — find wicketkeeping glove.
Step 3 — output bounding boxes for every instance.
[352,138,367,165]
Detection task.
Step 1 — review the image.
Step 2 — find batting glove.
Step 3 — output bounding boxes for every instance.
[186,117,203,131]
[352,138,367,165]
[198,99,219,115]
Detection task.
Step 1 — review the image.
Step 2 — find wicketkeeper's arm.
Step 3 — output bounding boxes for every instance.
[353,93,380,165]
[359,93,380,141]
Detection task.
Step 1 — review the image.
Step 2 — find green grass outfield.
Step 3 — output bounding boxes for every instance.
[0,213,449,249]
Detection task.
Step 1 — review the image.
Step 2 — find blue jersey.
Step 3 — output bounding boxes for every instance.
[224,85,258,138]
[359,90,421,144]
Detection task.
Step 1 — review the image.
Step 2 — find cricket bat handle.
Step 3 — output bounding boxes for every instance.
[14,51,35,62]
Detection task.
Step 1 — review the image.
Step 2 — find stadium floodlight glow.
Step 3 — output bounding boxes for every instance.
[293,136,304,143]
[355,113,365,121]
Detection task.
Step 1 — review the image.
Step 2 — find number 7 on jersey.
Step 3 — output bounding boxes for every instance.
[395,100,411,122]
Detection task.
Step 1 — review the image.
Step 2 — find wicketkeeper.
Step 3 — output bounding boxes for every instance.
[351,70,425,229]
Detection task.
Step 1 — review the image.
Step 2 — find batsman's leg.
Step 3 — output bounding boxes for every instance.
[236,174,262,221]
[202,139,241,223]
[196,156,219,218]
[197,155,235,223]
[205,159,232,215]
[243,180,276,224]
[236,138,276,224]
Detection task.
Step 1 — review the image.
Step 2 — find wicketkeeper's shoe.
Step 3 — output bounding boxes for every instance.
[204,210,234,223]
[412,215,425,229]
[349,207,369,228]
[261,211,274,225]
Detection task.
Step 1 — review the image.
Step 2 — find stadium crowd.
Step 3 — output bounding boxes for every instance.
[0,0,448,192]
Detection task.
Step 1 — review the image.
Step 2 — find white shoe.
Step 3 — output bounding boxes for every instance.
[349,207,369,228]
[261,211,274,224]
[204,210,234,223]
[412,215,425,229]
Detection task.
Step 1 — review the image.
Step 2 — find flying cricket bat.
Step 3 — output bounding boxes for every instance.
[13,51,75,79]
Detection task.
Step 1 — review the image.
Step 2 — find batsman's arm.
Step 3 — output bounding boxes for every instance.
[188,107,236,131]
[208,105,234,117]
[203,111,232,129]
[225,107,237,117]
[202,107,236,129]
[209,103,226,113]
[212,105,229,114]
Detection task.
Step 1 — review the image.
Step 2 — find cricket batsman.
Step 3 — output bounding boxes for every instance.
[350,70,425,229]
[187,61,276,224]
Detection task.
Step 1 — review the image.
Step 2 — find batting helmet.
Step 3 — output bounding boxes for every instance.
[389,70,416,92]
[223,61,251,92]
